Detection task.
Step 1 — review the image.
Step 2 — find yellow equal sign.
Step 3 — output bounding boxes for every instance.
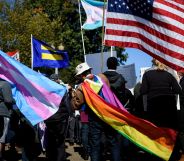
[41,45,55,51]
[41,53,63,60]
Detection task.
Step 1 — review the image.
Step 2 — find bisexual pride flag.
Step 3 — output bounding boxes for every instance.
[32,37,69,68]
[0,50,67,125]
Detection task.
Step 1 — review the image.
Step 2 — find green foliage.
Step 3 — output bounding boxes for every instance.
[0,0,58,66]
[0,0,128,84]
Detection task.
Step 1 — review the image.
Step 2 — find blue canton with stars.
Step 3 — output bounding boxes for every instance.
[108,0,154,21]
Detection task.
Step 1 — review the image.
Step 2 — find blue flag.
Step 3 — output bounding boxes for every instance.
[32,37,69,68]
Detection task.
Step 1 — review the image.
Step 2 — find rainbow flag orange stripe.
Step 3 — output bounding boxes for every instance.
[81,81,177,161]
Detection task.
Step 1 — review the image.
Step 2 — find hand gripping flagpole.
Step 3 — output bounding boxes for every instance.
[100,0,106,72]
[78,0,86,62]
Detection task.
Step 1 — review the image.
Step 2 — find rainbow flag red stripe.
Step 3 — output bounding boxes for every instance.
[82,81,177,161]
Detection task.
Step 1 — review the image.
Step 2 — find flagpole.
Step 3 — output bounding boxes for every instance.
[78,0,86,62]
[111,46,113,57]
[100,0,106,72]
[31,34,34,69]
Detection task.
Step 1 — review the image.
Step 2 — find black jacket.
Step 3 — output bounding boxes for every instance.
[103,70,126,104]
[45,92,72,123]
[140,70,181,99]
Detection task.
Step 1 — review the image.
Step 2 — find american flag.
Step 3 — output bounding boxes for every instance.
[104,0,184,72]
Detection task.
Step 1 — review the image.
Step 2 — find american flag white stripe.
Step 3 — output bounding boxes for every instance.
[106,24,184,55]
[105,36,184,68]
[105,0,184,71]
[166,1,184,9]
[106,13,184,44]
[161,0,184,10]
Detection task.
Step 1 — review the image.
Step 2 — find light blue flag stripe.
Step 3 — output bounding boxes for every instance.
[81,0,107,30]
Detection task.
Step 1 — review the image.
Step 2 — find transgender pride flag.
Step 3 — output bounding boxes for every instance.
[81,0,106,30]
[0,50,67,125]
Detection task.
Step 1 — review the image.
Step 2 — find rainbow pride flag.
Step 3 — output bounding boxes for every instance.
[0,50,66,125]
[82,78,177,161]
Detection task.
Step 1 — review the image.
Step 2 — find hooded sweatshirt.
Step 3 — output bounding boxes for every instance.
[103,70,126,104]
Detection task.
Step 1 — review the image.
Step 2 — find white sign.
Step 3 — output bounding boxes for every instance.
[117,64,137,89]
[85,51,117,74]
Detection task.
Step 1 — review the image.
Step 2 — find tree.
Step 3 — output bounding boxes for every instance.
[0,0,59,66]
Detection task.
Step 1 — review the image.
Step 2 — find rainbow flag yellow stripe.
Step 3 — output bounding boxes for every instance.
[81,81,177,161]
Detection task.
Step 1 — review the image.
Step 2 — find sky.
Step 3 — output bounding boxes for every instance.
[124,48,153,81]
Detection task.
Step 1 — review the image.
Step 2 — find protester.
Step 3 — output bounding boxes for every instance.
[103,57,134,159]
[80,107,90,160]
[133,67,150,118]
[0,78,15,161]
[140,59,182,160]
[44,74,72,161]
[140,59,181,129]
[67,111,76,146]
[103,57,127,105]
[74,110,81,145]
[71,62,121,161]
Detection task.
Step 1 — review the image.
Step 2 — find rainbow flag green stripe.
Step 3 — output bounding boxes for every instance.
[82,82,177,161]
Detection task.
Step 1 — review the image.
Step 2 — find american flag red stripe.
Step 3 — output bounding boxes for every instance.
[105,0,184,71]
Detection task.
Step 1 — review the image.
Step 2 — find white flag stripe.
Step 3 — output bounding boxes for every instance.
[153,13,184,31]
[165,0,184,10]
[105,35,184,68]
[106,24,184,54]
[107,13,184,42]
[154,1,184,20]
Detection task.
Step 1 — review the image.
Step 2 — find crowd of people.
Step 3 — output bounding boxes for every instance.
[0,57,184,161]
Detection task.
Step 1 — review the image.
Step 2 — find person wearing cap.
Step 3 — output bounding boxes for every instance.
[71,62,121,161]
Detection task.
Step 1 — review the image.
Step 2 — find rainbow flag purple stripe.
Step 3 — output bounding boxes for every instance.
[0,50,66,125]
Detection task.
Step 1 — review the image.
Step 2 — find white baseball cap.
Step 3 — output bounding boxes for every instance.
[75,62,92,76]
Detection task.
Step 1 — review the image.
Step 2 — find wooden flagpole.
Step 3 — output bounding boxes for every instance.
[78,0,86,62]
[100,0,106,72]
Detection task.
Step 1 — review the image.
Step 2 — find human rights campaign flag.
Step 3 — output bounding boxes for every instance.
[32,37,69,68]
[0,50,67,125]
